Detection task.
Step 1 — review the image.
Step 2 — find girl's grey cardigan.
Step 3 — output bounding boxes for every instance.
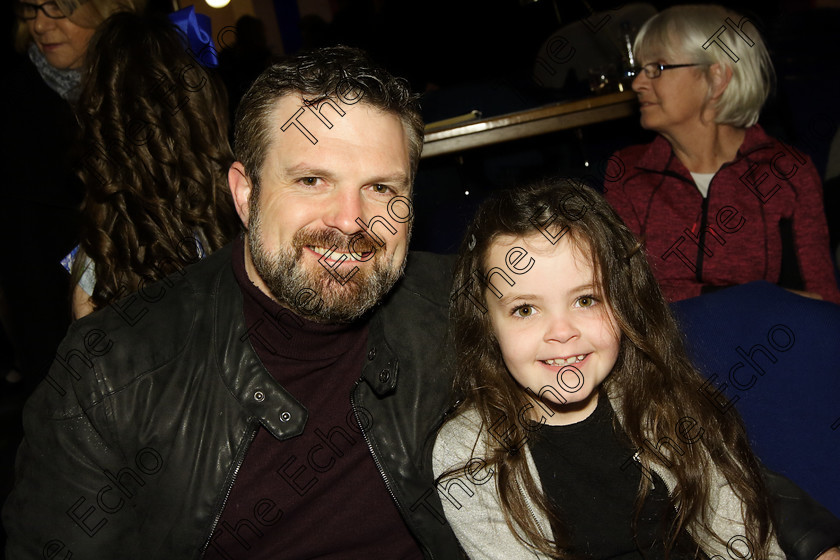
[432,398,785,560]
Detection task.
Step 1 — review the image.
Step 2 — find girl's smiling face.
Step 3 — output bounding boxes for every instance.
[484,233,621,426]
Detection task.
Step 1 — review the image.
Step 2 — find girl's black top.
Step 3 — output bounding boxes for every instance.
[529,395,707,559]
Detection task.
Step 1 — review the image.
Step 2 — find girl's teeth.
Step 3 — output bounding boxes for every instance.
[543,354,586,366]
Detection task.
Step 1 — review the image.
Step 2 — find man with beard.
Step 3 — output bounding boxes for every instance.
[4,46,840,560]
[4,45,458,559]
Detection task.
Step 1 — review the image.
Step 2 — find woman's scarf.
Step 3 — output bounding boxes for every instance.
[28,42,82,102]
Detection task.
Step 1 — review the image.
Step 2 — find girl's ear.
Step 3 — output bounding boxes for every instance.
[708,62,733,102]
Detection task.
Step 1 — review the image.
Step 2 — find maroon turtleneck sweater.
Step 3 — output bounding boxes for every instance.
[204,239,422,559]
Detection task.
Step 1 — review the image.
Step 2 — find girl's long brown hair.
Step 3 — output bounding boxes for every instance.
[75,12,238,310]
[443,179,774,558]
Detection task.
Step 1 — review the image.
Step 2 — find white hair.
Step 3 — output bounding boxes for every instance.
[633,4,775,128]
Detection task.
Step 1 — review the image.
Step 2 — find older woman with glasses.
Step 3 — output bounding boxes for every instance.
[1,0,141,392]
[604,4,840,304]
[12,0,143,94]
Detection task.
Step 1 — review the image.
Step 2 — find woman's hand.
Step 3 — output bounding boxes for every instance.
[785,288,823,300]
[72,283,95,320]
[816,547,840,560]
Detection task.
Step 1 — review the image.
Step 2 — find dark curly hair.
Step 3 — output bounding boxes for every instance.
[75,12,238,310]
[233,45,423,194]
[443,179,775,558]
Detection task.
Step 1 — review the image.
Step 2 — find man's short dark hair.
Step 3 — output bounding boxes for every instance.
[233,45,423,191]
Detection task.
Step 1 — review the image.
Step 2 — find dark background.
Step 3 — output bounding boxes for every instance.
[3,0,840,554]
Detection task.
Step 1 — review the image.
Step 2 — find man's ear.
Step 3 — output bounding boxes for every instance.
[708,63,733,102]
[228,162,252,228]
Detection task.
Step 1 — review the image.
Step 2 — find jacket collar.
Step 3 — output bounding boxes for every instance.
[634,124,775,176]
[210,244,308,441]
[360,312,400,396]
[205,243,401,441]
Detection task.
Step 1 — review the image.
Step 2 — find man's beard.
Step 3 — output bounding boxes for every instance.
[247,202,408,324]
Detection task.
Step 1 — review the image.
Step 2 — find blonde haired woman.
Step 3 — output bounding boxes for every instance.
[604,5,840,304]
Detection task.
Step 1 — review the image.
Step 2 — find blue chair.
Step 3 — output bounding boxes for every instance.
[671,281,840,517]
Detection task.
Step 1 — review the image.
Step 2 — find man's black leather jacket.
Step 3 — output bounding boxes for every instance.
[3,244,839,559]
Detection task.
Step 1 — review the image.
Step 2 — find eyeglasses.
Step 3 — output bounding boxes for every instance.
[14,1,67,19]
[630,63,702,79]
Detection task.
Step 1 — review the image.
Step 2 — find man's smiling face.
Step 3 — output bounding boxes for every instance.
[230,94,413,323]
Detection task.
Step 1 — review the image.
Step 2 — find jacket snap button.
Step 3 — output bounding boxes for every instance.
[367,348,377,361]
[254,391,265,402]
[279,411,291,422]
[378,369,390,383]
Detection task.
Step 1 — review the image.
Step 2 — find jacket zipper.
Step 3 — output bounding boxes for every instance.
[508,469,552,559]
[200,422,260,557]
[350,380,435,559]
[693,160,731,285]
[631,453,703,554]
[514,466,549,548]
[521,481,544,535]
[695,194,711,283]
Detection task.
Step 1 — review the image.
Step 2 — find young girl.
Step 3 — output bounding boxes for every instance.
[65,12,238,318]
[433,179,784,559]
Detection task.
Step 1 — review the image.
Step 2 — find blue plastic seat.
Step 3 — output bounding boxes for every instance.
[671,281,840,517]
